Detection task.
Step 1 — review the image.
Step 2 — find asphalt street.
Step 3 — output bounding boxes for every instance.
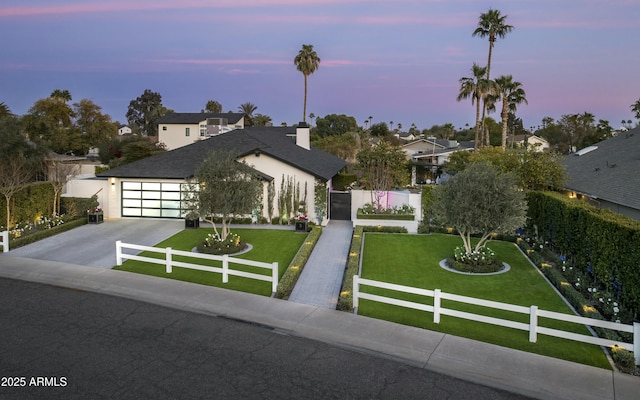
[0,278,532,400]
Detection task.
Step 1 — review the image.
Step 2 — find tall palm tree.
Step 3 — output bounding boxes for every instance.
[473,9,513,82]
[50,89,72,102]
[473,9,513,148]
[457,63,489,149]
[294,44,320,123]
[238,102,257,118]
[494,75,527,149]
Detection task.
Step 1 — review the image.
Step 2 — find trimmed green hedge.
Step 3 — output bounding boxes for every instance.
[275,226,322,299]
[337,226,362,311]
[356,212,414,221]
[0,182,55,228]
[527,191,640,314]
[361,226,407,234]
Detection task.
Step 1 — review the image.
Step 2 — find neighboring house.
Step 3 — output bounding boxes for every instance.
[92,125,346,224]
[402,138,473,184]
[506,134,549,152]
[563,127,640,220]
[157,112,248,150]
[395,131,417,142]
[118,125,132,136]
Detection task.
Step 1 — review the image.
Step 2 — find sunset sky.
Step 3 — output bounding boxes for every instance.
[1,0,639,131]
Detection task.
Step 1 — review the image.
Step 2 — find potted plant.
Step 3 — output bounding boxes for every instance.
[87,207,104,224]
[184,211,200,229]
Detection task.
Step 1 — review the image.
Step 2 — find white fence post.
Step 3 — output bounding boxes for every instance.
[166,247,172,273]
[222,254,229,284]
[353,275,360,311]
[634,322,640,366]
[0,231,8,253]
[433,289,441,324]
[271,262,278,294]
[529,305,538,343]
[115,240,122,266]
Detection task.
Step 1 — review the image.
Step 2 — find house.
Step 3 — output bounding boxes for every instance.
[156,112,248,150]
[395,131,417,142]
[563,127,640,220]
[506,134,549,151]
[401,138,473,184]
[90,124,346,224]
[118,125,132,136]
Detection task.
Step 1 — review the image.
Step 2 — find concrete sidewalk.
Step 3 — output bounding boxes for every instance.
[0,255,636,400]
[288,220,353,308]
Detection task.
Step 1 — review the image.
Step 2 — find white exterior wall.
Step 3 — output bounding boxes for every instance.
[350,189,422,233]
[63,177,110,215]
[158,122,203,150]
[238,153,319,223]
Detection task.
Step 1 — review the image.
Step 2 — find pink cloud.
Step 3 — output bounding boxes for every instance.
[0,0,373,18]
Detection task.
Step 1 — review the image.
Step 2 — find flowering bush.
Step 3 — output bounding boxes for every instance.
[359,203,415,215]
[197,232,247,255]
[447,246,503,273]
[2,214,68,239]
[87,207,103,214]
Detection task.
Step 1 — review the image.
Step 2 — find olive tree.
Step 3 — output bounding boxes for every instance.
[189,151,263,240]
[432,162,526,254]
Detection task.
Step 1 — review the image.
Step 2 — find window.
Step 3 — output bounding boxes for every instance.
[185,127,190,137]
[162,126,167,131]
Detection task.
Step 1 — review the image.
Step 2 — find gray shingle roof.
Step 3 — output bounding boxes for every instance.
[563,126,640,210]
[156,112,245,125]
[97,126,346,181]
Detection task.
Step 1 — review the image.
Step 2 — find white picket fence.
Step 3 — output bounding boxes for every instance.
[353,275,640,365]
[116,241,279,294]
[0,231,8,252]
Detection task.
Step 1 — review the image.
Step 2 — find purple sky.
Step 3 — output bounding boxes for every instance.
[1,0,639,131]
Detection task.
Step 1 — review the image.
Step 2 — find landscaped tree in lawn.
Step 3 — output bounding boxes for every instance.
[356,140,408,209]
[432,162,526,256]
[192,151,263,241]
[126,89,172,136]
[294,44,320,123]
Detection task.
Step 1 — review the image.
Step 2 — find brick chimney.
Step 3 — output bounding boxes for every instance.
[296,122,310,150]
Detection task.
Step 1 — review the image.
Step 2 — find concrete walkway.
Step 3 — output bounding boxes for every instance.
[288,220,353,309]
[0,256,636,400]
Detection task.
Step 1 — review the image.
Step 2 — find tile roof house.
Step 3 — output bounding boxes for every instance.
[157,112,248,150]
[94,124,346,224]
[563,126,640,220]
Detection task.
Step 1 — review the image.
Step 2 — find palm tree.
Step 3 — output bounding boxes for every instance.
[494,75,527,149]
[473,9,513,82]
[50,89,72,102]
[294,44,320,123]
[473,9,513,147]
[631,98,640,121]
[238,102,257,118]
[0,102,12,119]
[457,63,489,149]
[204,100,222,113]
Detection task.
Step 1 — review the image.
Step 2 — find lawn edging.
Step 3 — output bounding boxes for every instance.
[275,226,322,299]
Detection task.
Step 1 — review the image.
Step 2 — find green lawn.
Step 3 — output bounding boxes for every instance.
[359,233,611,369]
[114,228,307,296]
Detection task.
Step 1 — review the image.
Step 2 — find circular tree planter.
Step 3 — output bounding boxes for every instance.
[439,259,511,275]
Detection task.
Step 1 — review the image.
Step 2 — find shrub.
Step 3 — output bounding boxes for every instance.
[361,226,407,234]
[9,217,87,249]
[337,226,363,311]
[610,346,637,374]
[196,232,247,255]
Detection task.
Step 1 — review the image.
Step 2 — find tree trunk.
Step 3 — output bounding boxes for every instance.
[303,74,308,122]
[501,100,508,150]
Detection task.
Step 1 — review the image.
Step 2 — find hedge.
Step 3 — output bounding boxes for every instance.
[9,217,88,249]
[526,191,640,315]
[0,182,55,228]
[356,212,415,221]
[337,226,362,311]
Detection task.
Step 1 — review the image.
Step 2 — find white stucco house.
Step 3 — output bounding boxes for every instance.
[506,134,549,152]
[156,112,248,150]
[85,124,345,224]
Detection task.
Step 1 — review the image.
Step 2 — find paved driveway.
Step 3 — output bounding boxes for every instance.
[5,219,184,269]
